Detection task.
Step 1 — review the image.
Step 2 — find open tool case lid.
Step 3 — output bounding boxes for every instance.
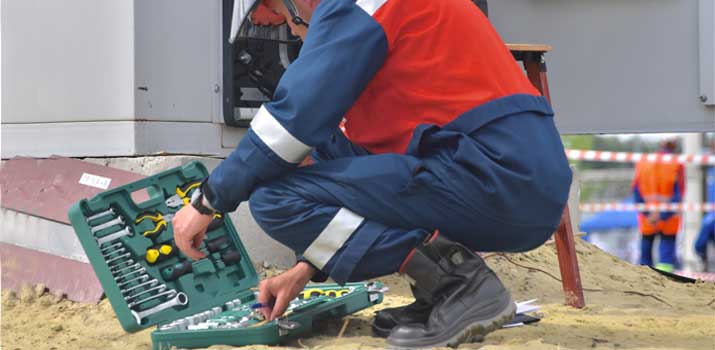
[68,161,259,332]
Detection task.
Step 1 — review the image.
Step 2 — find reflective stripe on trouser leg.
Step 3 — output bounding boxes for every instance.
[250,105,311,163]
[303,207,365,269]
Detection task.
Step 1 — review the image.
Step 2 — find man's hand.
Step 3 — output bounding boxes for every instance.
[648,211,660,226]
[172,205,213,260]
[257,262,317,320]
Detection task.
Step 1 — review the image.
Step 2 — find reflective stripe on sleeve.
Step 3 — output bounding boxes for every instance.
[303,208,365,269]
[356,0,388,16]
[250,105,312,163]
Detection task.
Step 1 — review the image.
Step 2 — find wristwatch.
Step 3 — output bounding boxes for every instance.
[190,181,218,215]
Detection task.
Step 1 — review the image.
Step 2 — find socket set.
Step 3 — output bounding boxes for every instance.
[68,161,384,350]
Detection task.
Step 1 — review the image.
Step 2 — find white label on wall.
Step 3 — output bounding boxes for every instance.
[79,173,112,190]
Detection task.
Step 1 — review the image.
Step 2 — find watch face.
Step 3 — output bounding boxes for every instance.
[191,187,215,215]
[190,187,202,205]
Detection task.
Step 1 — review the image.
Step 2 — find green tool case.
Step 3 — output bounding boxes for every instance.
[67,161,385,349]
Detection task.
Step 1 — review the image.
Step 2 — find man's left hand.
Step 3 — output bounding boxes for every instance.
[257,262,317,320]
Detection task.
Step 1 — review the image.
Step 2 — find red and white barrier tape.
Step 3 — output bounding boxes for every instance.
[579,202,715,212]
[565,149,715,166]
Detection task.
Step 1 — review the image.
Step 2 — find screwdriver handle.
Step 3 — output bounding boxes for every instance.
[221,250,242,265]
[161,261,193,281]
[207,213,224,232]
[206,235,229,253]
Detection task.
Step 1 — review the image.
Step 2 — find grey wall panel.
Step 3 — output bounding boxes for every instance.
[489,0,714,133]
[1,122,136,158]
[134,0,222,122]
[1,0,135,123]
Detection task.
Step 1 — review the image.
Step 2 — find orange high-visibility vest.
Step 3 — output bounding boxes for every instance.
[633,160,684,236]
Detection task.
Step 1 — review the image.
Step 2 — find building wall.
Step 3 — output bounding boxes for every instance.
[134,0,222,123]
[2,0,713,158]
[489,0,715,134]
[2,0,135,123]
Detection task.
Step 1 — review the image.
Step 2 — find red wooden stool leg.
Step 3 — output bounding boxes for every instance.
[554,207,586,308]
[524,53,585,308]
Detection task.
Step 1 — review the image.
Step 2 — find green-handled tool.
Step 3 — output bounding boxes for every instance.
[161,249,241,281]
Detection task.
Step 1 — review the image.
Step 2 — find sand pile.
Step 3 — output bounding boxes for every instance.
[3,240,714,350]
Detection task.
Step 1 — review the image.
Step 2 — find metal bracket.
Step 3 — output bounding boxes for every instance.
[700,0,715,105]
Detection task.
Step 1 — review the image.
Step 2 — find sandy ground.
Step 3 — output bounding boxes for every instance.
[3,240,714,350]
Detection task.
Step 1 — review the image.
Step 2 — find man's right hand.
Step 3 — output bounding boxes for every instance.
[172,204,214,260]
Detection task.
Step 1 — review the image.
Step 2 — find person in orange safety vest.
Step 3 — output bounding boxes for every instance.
[632,140,684,272]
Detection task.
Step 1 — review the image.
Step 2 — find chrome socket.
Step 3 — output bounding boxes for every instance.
[90,216,125,234]
[86,208,115,223]
[96,227,132,246]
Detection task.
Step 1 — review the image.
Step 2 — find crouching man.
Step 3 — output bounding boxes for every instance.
[173,0,572,347]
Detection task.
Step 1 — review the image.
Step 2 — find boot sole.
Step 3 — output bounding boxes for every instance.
[372,323,393,338]
[387,298,516,349]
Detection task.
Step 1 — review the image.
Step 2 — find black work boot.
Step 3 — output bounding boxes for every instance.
[386,233,515,348]
[372,285,432,338]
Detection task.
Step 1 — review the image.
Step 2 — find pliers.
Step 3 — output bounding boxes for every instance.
[165,181,202,209]
[135,211,175,240]
[135,210,224,241]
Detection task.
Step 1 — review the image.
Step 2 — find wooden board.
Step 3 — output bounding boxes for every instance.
[506,43,552,52]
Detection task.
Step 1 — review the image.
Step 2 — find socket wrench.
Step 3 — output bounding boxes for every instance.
[121,279,159,295]
[91,216,125,234]
[96,227,132,246]
[105,252,132,265]
[131,292,188,325]
[127,289,177,308]
[113,264,142,278]
[109,259,136,272]
[114,267,147,282]
[86,208,115,223]
[102,247,126,258]
[100,242,123,253]
[117,274,149,288]
[126,284,166,301]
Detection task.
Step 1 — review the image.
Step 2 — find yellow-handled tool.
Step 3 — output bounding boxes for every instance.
[135,211,174,240]
[165,181,202,209]
[299,287,351,299]
[145,243,176,265]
